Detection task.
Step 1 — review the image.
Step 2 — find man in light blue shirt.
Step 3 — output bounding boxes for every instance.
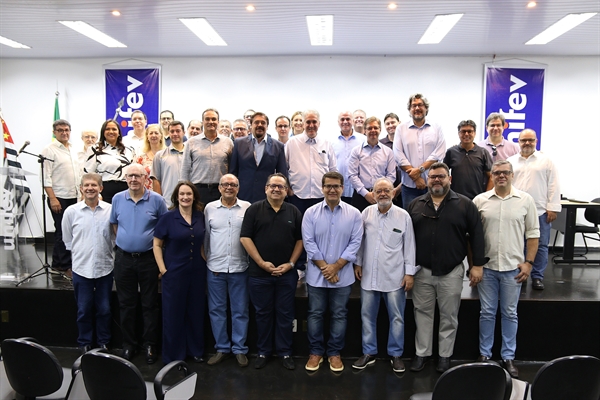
[331,111,366,203]
[302,171,363,373]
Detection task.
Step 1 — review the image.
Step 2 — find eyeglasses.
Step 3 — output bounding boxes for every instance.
[276,125,289,129]
[491,145,498,157]
[428,174,447,181]
[519,138,536,143]
[83,135,97,140]
[459,130,475,135]
[266,184,287,190]
[55,128,70,133]
[220,182,239,188]
[492,170,512,176]
[323,184,343,190]
[126,174,143,180]
[233,127,247,132]
[374,188,392,195]
[410,103,426,109]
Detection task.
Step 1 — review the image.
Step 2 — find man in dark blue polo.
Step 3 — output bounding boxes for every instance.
[110,163,167,363]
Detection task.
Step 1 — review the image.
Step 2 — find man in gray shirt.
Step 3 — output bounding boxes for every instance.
[151,121,185,206]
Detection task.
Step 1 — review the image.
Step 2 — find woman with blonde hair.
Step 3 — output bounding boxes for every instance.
[136,124,165,190]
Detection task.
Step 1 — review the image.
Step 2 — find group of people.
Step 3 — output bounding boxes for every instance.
[42,92,561,379]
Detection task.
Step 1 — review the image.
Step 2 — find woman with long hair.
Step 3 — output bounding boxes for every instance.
[136,124,165,190]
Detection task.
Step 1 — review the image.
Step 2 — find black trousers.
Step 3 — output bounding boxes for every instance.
[101,180,128,204]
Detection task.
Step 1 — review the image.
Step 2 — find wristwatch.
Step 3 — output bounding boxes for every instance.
[525,260,534,265]
[419,166,425,173]
[289,261,295,268]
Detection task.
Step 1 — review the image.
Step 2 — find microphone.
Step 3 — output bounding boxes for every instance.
[17,141,30,155]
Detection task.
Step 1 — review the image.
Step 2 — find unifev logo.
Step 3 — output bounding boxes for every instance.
[105,68,161,137]
[1,188,16,250]
[484,66,546,149]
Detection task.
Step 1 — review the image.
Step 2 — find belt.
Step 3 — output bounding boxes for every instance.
[116,247,152,258]
[195,183,219,188]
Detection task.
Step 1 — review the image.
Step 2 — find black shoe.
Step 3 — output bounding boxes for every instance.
[98,344,109,352]
[410,356,429,372]
[121,347,134,361]
[503,359,519,378]
[145,345,158,364]
[79,345,91,355]
[532,278,545,290]
[192,356,204,363]
[282,356,295,370]
[352,354,376,370]
[437,357,451,373]
[255,355,268,369]
[476,355,490,362]
[391,357,405,373]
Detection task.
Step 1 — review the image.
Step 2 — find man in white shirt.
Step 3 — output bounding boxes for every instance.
[508,129,561,290]
[122,110,147,155]
[41,119,81,275]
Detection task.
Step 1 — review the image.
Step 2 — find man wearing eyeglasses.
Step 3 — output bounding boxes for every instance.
[275,115,292,145]
[507,129,561,291]
[230,112,287,203]
[473,160,539,378]
[42,119,81,278]
[240,173,303,370]
[302,172,363,372]
[478,113,520,162]
[393,94,446,210]
[407,162,487,373]
[231,119,249,139]
[204,174,252,367]
[110,163,168,363]
[159,110,174,145]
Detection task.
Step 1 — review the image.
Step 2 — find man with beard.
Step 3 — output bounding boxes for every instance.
[407,162,487,373]
[229,112,287,203]
[352,178,416,373]
[393,94,446,209]
[507,129,560,290]
[332,111,366,204]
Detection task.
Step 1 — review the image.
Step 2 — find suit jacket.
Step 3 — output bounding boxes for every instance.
[229,135,288,203]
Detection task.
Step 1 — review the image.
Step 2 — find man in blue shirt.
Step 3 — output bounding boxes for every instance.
[110,163,167,363]
[302,171,363,373]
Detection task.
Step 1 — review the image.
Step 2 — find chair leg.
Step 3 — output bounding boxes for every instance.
[552,231,562,256]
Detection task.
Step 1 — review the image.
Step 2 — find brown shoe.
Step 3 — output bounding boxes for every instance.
[328,355,344,372]
[305,354,323,371]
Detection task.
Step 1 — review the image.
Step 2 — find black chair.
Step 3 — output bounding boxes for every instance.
[409,362,512,400]
[553,198,600,256]
[529,355,600,400]
[1,337,71,400]
[81,350,196,400]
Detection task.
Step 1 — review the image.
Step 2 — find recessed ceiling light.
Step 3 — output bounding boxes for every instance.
[111,10,121,16]
[388,3,397,10]
[418,14,464,44]
[179,18,227,46]
[0,35,31,49]
[246,5,255,12]
[58,21,127,47]
[527,2,537,8]
[526,12,597,44]
[306,15,333,46]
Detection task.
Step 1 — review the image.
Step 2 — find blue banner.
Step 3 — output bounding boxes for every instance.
[484,66,545,149]
[105,68,160,137]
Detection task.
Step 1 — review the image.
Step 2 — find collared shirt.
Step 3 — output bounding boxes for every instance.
[240,199,303,278]
[302,200,363,288]
[348,141,396,197]
[181,134,233,184]
[41,141,80,198]
[508,151,561,216]
[84,142,135,182]
[380,136,402,187]
[204,198,251,273]
[151,144,185,207]
[122,133,144,156]
[473,187,540,272]
[252,135,266,165]
[110,189,168,253]
[393,119,446,188]
[443,143,493,200]
[408,190,488,276]
[332,133,366,197]
[62,200,114,279]
[477,137,520,162]
[356,204,417,292]
[285,133,337,199]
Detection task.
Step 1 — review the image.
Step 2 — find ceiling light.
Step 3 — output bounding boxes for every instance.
[527,2,537,8]
[306,15,333,46]
[111,10,121,16]
[526,12,597,44]
[418,13,464,44]
[246,5,255,12]
[388,3,397,10]
[58,21,126,47]
[0,35,31,49]
[179,18,227,46]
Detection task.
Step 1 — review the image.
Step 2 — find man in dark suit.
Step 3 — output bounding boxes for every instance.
[230,112,288,203]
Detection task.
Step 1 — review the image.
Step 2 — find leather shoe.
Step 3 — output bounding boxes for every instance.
[282,355,295,370]
[410,356,429,372]
[236,353,249,367]
[98,344,109,352]
[192,356,204,363]
[352,354,376,370]
[476,355,490,362]
[79,345,91,355]
[207,352,230,366]
[121,347,134,361]
[532,278,545,290]
[503,359,519,378]
[145,345,158,364]
[436,357,451,373]
[391,357,405,373]
[255,355,268,369]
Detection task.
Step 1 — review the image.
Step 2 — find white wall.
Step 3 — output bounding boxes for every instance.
[1,55,599,238]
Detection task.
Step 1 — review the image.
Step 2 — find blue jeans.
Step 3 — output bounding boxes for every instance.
[401,185,427,210]
[360,288,406,357]
[72,271,114,347]
[478,268,521,360]
[307,284,352,356]
[527,214,551,280]
[207,270,249,354]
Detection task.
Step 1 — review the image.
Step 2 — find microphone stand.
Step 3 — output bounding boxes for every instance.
[15,150,68,286]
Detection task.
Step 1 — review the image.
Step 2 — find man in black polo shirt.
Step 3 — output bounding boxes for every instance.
[240,173,303,370]
[407,162,487,373]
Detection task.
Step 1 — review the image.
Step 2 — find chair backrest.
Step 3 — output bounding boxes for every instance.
[65,354,91,400]
[584,198,600,225]
[1,337,64,398]
[530,355,600,400]
[81,351,146,400]
[432,362,512,400]
[154,360,197,400]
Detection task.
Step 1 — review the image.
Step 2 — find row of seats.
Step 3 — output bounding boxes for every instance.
[1,337,197,400]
